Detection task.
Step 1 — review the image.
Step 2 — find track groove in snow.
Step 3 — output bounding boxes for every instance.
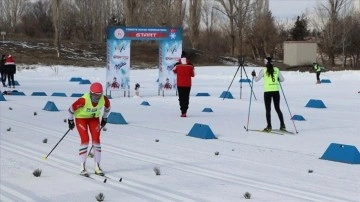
[1,117,354,202]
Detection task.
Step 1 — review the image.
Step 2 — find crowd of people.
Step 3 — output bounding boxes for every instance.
[0,54,17,88]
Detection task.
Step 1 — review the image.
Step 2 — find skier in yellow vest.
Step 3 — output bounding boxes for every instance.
[252,57,286,132]
[313,62,321,84]
[68,82,111,177]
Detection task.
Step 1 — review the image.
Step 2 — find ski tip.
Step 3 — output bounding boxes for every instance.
[119,177,122,182]
[43,156,47,160]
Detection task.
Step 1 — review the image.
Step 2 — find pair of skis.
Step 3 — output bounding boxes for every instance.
[244,126,296,135]
[81,172,123,183]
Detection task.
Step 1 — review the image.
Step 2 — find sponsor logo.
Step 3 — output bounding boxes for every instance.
[167,44,177,54]
[113,55,129,59]
[114,28,125,39]
[169,32,176,39]
[165,57,178,60]
[115,41,127,52]
[114,62,127,70]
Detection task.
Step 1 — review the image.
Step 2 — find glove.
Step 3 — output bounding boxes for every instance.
[68,119,75,130]
[101,117,107,128]
[251,70,256,77]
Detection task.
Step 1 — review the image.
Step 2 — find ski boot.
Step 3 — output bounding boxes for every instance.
[262,126,272,132]
[280,124,286,132]
[80,162,89,177]
[95,162,104,176]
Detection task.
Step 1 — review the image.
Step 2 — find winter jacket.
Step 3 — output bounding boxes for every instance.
[173,58,195,87]
[0,55,5,73]
[4,55,16,74]
[313,63,321,73]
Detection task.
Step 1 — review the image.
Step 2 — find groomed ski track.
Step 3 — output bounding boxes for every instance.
[1,117,355,202]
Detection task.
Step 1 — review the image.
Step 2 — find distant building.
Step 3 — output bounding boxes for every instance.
[354,0,360,12]
[283,41,317,66]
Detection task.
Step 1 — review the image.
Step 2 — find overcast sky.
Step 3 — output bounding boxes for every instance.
[269,0,320,20]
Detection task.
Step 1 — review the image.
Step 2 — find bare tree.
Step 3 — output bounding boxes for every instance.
[2,0,28,33]
[233,0,251,56]
[52,0,61,58]
[214,0,237,56]
[124,0,137,26]
[312,0,352,68]
[342,14,360,69]
[188,0,202,49]
[202,0,218,35]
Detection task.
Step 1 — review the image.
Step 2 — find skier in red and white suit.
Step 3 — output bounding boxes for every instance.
[68,82,111,176]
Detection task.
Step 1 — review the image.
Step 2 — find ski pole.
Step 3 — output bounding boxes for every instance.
[87,145,94,158]
[243,66,257,100]
[279,82,299,134]
[43,128,71,160]
[245,76,255,130]
[87,126,104,158]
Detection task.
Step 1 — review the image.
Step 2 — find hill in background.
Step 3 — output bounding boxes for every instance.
[0,39,229,69]
[1,39,310,71]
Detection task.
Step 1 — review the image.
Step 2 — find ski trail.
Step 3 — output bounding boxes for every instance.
[1,117,356,202]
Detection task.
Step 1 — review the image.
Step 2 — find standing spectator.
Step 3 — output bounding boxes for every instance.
[67,82,111,177]
[4,55,16,88]
[252,57,286,132]
[313,62,321,84]
[0,54,6,87]
[173,51,195,117]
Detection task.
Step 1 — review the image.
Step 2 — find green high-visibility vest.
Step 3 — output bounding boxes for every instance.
[74,93,105,118]
[263,67,280,92]
[314,64,321,72]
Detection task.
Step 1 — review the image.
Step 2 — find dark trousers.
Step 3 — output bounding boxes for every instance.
[0,72,6,85]
[7,73,15,87]
[177,87,191,114]
[316,72,321,81]
[264,91,284,128]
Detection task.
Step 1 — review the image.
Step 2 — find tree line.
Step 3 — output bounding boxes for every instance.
[0,0,359,69]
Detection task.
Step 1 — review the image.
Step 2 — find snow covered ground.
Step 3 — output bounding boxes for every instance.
[0,65,359,202]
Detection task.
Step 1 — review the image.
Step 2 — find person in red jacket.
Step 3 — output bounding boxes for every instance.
[68,82,111,177]
[173,51,195,117]
[4,55,16,88]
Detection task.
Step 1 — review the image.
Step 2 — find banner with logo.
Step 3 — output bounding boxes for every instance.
[106,39,131,91]
[159,40,182,90]
[106,26,182,94]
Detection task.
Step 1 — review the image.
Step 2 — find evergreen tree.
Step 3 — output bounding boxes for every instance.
[290,15,309,41]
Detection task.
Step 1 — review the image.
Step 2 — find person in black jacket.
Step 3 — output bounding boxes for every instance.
[4,55,16,88]
[0,54,6,87]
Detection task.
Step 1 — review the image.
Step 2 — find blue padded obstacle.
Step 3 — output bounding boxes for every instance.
[0,93,6,101]
[219,91,234,99]
[196,92,210,96]
[305,99,326,108]
[141,101,150,106]
[107,112,127,124]
[43,101,59,111]
[69,77,82,82]
[291,114,306,121]
[320,79,331,83]
[187,123,217,139]
[79,79,91,84]
[11,91,25,96]
[239,78,251,83]
[51,92,67,97]
[320,143,360,164]
[202,108,213,112]
[70,93,83,97]
[31,92,47,96]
